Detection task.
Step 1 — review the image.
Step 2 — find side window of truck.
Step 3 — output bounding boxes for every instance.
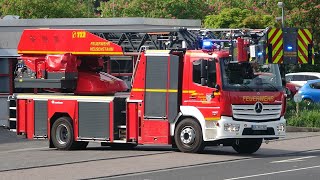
[192,60,202,84]
[192,59,217,87]
[207,60,216,88]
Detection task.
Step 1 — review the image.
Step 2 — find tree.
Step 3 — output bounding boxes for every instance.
[0,0,95,18]
[99,0,212,19]
[204,8,276,29]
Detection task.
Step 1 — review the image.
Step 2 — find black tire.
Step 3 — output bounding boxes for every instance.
[174,118,204,153]
[303,98,313,105]
[51,117,78,150]
[232,139,262,154]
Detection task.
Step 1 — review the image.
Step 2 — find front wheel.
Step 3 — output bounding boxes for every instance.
[303,98,313,105]
[232,139,262,154]
[174,118,204,153]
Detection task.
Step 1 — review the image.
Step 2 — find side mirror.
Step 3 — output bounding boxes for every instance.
[214,84,220,92]
[200,60,208,79]
[201,77,206,86]
[282,78,287,87]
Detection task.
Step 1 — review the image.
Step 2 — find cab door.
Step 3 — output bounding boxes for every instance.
[184,58,221,120]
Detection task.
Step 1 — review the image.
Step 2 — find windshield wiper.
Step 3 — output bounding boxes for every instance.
[238,84,254,91]
[259,82,279,91]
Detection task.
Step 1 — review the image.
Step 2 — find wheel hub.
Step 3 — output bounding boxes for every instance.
[56,124,68,145]
[180,127,195,144]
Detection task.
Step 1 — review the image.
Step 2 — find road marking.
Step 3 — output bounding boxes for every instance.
[271,156,316,163]
[301,149,320,153]
[224,165,320,180]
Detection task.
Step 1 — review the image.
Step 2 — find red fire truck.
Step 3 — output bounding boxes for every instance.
[10,27,314,153]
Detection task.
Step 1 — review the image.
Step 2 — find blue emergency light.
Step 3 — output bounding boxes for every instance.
[287,46,293,50]
[202,39,214,50]
[257,52,263,56]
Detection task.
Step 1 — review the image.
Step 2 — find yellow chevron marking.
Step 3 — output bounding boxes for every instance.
[304,29,312,40]
[298,30,310,46]
[298,41,308,60]
[270,30,282,45]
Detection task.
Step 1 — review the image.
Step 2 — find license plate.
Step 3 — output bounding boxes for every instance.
[251,125,267,130]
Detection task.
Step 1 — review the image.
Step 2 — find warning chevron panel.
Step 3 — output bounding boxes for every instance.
[267,28,284,64]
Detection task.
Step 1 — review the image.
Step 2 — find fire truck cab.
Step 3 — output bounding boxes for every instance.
[11,27,314,154]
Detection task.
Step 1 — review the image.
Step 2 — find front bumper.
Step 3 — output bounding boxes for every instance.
[205,116,286,141]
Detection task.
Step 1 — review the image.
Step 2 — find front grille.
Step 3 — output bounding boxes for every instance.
[242,128,275,135]
[232,104,281,121]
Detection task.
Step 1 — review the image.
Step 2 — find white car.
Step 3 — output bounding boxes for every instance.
[285,72,320,87]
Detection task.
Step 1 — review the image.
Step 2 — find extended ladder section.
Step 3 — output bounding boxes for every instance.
[92,28,199,52]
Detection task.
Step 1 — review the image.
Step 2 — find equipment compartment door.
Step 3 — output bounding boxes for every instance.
[78,101,110,140]
[34,100,48,138]
[141,54,180,144]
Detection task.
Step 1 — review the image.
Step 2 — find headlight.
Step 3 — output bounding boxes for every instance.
[277,123,285,132]
[224,123,240,132]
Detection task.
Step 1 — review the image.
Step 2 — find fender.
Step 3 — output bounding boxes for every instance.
[170,106,208,140]
[301,95,314,102]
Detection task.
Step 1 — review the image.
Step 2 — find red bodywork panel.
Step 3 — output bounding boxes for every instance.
[16,99,35,139]
[18,29,123,55]
[75,71,127,95]
[127,102,139,142]
[17,100,27,134]
[46,54,77,73]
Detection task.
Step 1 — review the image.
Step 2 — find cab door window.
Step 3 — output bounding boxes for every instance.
[192,60,202,84]
[192,59,216,87]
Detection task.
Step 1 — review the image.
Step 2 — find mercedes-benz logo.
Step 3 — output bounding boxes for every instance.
[254,102,263,113]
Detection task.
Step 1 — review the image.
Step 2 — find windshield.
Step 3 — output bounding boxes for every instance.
[220,58,283,91]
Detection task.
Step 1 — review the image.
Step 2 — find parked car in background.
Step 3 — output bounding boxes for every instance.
[297,79,320,104]
[285,72,320,87]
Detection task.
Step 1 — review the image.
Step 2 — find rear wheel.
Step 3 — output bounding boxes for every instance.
[174,118,204,153]
[51,117,78,150]
[232,139,262,154]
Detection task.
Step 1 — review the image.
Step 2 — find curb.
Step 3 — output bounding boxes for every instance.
[287,126,320,132]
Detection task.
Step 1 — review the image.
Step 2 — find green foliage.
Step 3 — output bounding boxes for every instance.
[204,7,277,29]
[204,8,252,28]
[0,0,95,18]
[99,0,211,19]
[286,101,320,128]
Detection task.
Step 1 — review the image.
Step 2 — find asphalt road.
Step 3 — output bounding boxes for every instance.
[1,127,320,180]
